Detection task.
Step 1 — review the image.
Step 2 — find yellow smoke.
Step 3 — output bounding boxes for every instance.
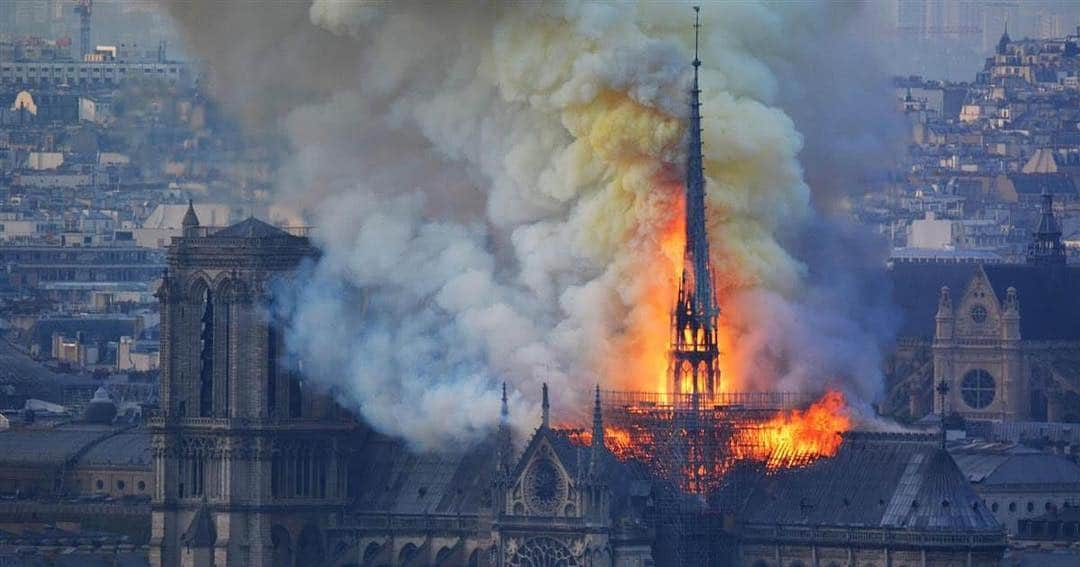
[493,5,812,394]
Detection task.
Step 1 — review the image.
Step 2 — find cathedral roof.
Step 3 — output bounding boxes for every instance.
[78,431,150,469]
[348,434,496,516]
[211,216,297,239]
[742,432,1002,534]
[888,262,1080,341]
[0,427,115,467]
[951,444,1080,488]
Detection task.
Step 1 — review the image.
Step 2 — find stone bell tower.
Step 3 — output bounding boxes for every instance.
[150,208,354,567]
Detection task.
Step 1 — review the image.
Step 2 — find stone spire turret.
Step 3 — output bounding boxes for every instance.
[496,382,513,477]
[181,199,200,237]
[590,385,604,475]
[934,285,954,342]
[540,382,550,430]
[1027,190,1066,266]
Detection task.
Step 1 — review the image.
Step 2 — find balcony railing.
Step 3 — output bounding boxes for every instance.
[740,523,1006,548]
[601,390,815,411]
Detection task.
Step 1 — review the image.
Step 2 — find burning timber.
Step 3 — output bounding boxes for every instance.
[564,390,849,496]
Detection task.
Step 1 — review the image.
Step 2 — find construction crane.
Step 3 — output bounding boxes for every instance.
[73,0,91,59]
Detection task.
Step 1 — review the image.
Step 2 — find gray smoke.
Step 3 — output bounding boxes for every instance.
[164,1,902,449]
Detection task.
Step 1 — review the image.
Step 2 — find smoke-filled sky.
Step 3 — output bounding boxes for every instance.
[163,1,902,451]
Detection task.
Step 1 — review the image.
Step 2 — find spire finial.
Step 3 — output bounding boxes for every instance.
[693,6,701,68]
[541,383,550,429]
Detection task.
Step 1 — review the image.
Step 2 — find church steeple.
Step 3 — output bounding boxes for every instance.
[997,20,1011,55]
[670,6,721,396]
[1027,190,1066,266]
[540,382,550,429]
[496,382,513,476]
[590,385,604,475]
[182,199,200,237]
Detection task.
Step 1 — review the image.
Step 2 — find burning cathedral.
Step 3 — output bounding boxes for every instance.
[147,11,1007,567]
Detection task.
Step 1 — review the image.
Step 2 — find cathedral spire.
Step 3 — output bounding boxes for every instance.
[670,6,721,396]
[540,382,550,429]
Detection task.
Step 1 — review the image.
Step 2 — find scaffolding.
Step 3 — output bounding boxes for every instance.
[598,390,815,566]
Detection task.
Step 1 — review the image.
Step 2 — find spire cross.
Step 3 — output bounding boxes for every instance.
[936,379,950,450]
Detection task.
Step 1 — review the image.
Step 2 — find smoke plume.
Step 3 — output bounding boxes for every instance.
[164,1,899,449]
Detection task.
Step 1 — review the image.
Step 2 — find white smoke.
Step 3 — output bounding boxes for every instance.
[165,1,900,449]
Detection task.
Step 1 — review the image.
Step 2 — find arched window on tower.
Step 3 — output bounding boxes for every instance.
[267,305,278,414]
[218,282,231,417]
[199,288,214,417]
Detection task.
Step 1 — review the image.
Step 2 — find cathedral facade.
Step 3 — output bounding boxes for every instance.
[149,207,354,567]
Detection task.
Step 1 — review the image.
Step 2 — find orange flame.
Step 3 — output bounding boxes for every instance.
[562,426,641,461]
[562,390,851,493]
[736,390,851,469]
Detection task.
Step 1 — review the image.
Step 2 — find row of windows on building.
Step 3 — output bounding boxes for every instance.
[269,450,334,499]
[87,478,147,493]
[0,64,182,74]
[990,499,1074,514]
[173,452,340,501]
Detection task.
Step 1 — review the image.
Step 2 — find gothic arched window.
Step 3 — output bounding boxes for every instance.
[270,525,292,567]
[961,369,995,409]
[507,537,580,567]
[199,288,214,417]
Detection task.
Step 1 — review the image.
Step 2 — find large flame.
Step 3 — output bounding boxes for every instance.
[564,390,851,492]
[735,390,851,469]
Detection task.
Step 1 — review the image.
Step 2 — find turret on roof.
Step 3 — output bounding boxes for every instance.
[181,199,200,237]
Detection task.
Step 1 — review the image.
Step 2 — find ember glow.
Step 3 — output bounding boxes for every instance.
[564,390,853,493]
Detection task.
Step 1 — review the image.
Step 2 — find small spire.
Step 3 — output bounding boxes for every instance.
[182,199,200,227]
[181,199,201,237]
[500,382,509,420]
[541,383,550,429]
[497,382,513,477]
[936,379,950,450]
[591,385,604,474]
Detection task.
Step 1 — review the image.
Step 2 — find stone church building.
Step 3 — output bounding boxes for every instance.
[145,206,1006,566]
[886,192,1080,423]
[148,205,656,566]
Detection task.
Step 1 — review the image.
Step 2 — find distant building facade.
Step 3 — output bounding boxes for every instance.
[0,60,192,87]
[886,194,1080,423]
